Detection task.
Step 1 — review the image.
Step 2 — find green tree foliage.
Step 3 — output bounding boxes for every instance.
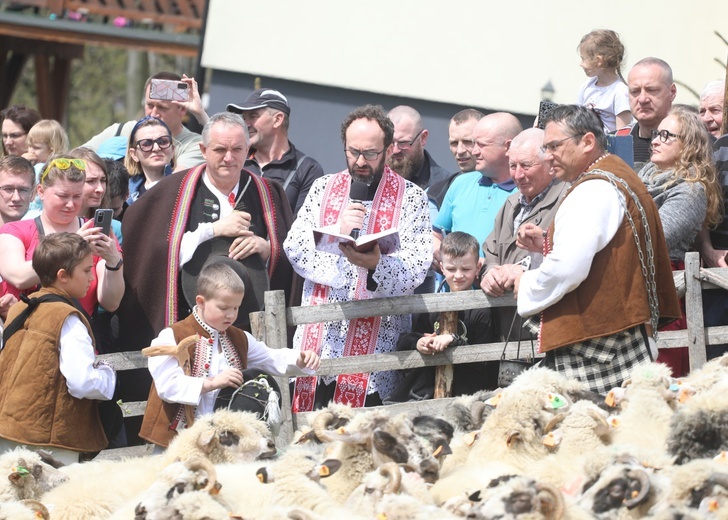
[10,46,180,147]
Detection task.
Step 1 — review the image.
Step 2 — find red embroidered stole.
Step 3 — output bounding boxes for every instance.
[292,167,404,411]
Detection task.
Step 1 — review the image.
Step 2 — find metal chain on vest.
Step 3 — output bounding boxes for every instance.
[585,169,660,337]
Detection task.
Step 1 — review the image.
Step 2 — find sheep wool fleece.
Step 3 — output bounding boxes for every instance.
[139,314,249,448]
[0,287,107,452]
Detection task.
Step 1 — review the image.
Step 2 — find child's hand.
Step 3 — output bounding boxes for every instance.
[204,368,243,393]
[297,350,321,371]
[430,334,454,352]
[416,333,437,355]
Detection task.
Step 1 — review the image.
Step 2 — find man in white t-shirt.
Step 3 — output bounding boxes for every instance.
[84,72,204,172]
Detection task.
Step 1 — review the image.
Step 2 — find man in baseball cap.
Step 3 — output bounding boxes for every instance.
[227,88,324,214]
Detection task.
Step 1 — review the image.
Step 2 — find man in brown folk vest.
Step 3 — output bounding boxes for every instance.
[513,105,681,393]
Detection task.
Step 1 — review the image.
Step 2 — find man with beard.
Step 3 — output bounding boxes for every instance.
[284,105,432,410]
[387,105,450,190]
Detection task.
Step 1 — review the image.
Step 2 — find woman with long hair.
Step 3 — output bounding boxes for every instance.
[1,105,41,157]
[639,105,723,376]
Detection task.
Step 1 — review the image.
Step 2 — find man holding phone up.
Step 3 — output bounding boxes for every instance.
[84,72,204,172]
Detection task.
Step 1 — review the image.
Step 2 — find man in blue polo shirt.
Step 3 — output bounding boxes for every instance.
[433,112,522,268]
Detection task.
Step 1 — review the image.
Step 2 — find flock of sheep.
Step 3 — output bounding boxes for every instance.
[2,356,728,519]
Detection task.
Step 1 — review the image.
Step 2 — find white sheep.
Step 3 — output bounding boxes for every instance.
[43,409,274,519]
[0,447,68,502]
[611,362,678,452]
[345,462,434,516]
[131,458,225,519]
[0,499,49,520]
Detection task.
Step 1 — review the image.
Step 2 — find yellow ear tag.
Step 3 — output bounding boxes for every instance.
[377,514,388,520]
[210,482,222,495]
[319,465,331,477]
[608,416,621,428]
[679,390,692,403]
[463,432,477,446]
[542,433,556,447]
[432,445,443,457]
[485,393,502,407]
[337,427,346,434]
[714,451,728,464]
[605,391,616,407]
[256,471,266,483]
[709,499,720,512]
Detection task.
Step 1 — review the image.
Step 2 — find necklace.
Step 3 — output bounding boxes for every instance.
[587,152,611,171]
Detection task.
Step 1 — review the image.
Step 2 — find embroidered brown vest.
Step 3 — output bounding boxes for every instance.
[539,155,681,352]
[138,315,249,447]
[0,287,108,452]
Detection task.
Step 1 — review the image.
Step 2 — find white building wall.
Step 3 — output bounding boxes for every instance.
[202,0,728,113]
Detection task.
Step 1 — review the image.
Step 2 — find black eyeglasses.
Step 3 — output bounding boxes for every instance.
[392,129,424,150]
[345,148,385,161]
[540,133,584,153]
[651,129,682,143]
[0,185,31,197]
[135,135,173,152]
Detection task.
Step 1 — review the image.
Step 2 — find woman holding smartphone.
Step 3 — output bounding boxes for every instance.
[0,156,124,317]
[124,116,175,204]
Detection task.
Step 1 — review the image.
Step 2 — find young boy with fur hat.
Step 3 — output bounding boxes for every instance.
[0,233,117,464]
[140,261,319,449]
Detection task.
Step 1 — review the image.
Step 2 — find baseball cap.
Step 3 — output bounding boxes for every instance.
[226,88,290,115]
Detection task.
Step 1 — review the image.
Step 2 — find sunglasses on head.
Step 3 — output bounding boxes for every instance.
[40,158,86,185]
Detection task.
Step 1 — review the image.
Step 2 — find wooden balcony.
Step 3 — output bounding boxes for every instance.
[4,0,205,31]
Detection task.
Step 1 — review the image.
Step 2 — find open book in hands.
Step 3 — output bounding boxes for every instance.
[313,226,400,255]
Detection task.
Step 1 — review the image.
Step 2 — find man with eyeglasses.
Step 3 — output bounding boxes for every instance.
[84,72,204,173]
[0,156,34,321]
[118,112,296,351]
[433,112,522,267]
[226,88,325,215]
[0,156,33,226]
[387,106,450,191]
[513,105,680,394]
[284,105,431,410]
[617,57,676,171]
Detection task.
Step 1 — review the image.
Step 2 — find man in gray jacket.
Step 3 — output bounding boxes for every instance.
[480,128,567,339]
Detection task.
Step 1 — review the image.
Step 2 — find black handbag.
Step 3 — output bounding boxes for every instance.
[497,312,537,387]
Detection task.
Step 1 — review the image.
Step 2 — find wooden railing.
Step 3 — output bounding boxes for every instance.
[97,252,728,457]
[3,0,205,30]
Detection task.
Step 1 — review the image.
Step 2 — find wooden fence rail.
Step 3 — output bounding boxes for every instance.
[98,253,728,456]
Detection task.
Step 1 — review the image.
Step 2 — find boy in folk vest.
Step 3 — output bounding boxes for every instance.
[139,261,320,449]
[0,233,117,464]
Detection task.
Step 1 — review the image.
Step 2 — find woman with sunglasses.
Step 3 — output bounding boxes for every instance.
[0,155,124,317]
[638,106,723,375]
[124,116,175,204]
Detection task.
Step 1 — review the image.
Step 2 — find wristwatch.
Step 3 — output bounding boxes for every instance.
[105,258,124,271]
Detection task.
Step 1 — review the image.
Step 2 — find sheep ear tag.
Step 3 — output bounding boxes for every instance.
[546,393,567,409]
[605,390,617,407]
[714,451,728,465]
[485,393,502,407]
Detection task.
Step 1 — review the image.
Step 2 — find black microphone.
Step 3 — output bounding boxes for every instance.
[349,180,371,239]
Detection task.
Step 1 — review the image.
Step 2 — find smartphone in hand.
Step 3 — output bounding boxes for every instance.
[149,79,189,102]
[94,208,113,236]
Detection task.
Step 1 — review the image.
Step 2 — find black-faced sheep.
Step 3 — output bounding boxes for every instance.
[577,462,660,519]
[462,474,565,520]
[667,380,728,464]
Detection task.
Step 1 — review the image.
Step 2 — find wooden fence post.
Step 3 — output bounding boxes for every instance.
[433,311,457,398]
[264,290,294,445]
[685,252,707,369]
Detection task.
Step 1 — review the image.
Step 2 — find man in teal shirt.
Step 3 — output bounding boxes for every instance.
[433,112,522,265]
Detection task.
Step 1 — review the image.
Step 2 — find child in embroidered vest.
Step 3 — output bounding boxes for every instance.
[141,262,320,450]
[388,232,498,401]
[0,233,116,465]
